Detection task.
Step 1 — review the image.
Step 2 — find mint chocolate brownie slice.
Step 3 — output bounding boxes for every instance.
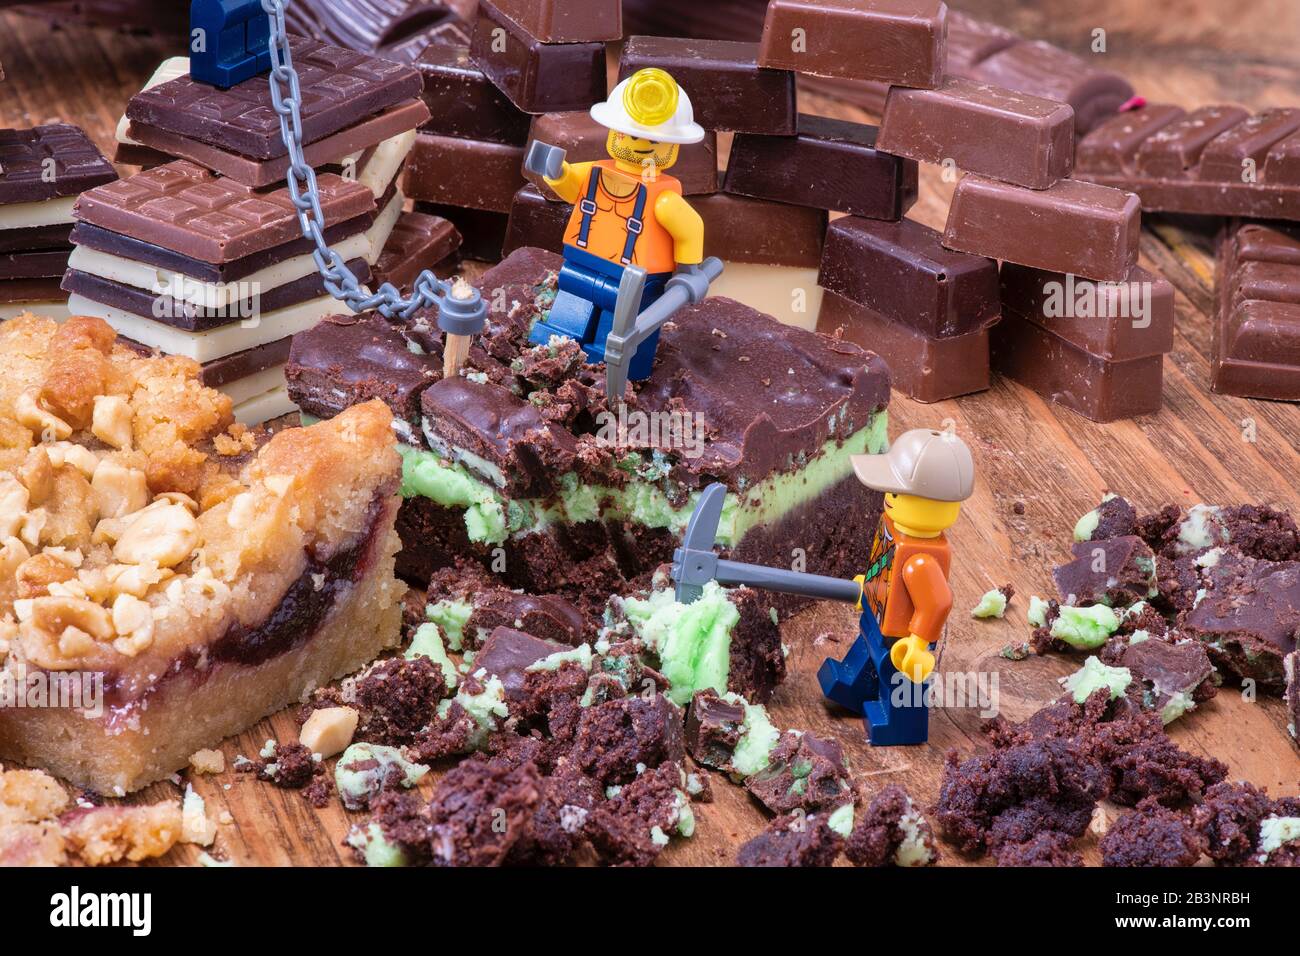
[287,246,892,609]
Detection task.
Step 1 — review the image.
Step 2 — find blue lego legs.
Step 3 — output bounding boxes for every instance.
[190,0,272,89]
[817,610,931,746]
[529,245,669,379]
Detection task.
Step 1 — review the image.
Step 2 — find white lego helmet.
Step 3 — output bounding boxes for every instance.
[590,68,706,145]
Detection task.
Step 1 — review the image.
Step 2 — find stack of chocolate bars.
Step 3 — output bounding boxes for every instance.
[62,37,430,424]
[0,124,116,321]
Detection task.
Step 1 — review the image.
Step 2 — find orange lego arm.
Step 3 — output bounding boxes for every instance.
[545,161,594,205]
[900,553,953,646]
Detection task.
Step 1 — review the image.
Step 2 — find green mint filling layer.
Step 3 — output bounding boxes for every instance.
[827,802,854,838]
[1050,604,1120,649]
[396,411,888,547]
[406,623,458,689]
[1062,656,1132,703]
[425,598,473,652]
[724,692,781,778]
[526,643,594,673]
[616,581,739,705]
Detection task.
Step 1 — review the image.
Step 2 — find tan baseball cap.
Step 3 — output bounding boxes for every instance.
[851,429,975,501]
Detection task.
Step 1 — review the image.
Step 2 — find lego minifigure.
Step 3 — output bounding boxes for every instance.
[190,0,272,89]
[523,68,707,382]
[671,428,975,746]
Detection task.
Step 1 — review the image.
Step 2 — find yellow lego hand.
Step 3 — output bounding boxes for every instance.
[853,574,866,611]
[890,635,935,683]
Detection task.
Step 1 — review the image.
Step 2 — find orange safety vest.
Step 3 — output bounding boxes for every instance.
[562,160,680,275]
[861,514,953,644]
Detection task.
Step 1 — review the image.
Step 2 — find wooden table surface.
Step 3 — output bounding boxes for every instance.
[1,8,1298,867]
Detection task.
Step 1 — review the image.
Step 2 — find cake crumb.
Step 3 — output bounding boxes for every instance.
[189,749,226,775]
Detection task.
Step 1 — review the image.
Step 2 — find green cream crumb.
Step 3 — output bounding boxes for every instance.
[1050,604,1120,649]
[724,692,780,778]
[457,675,509,734]
[196,851,233,867]
[895,808,935,867]
[1062,656,1132,703]
[1159,690,1197,725]
[827,802,854,838]
[615,581,738,705]
[650,826,670,847]
[971,588,1008,619]
[336,743,428,808]
[425,598,473,652]
[406,623,458,689]
[1257,816,1300,859]
[1027,596,1050,628]
[525,643,594,673]
[346,823,408,867]
[674,791,695,838]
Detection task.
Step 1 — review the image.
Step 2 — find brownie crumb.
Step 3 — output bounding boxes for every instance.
[1102,798,1207,867]
[736,812,844,867]
[845,784,937,867]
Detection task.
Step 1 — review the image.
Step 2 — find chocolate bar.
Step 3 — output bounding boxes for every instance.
[415,42,532,144]
[524,111,718,198]
[877,78,1075,189]
[725,115,917,219]
[1075,104,1300,221]
[757,0,947,89]
[1000,262,1174,363]
[943,176,1141,282]
[820,215,999,338]
[372,211,462,291]
[490,0,622,43]
[125,37,423,161]
[1212,220,1300,400]
[282,0,466,62]
[694,193,826,268]
[619,36,796,135]
[469,0,606,115]
[0,124,117,204]
[0,277,68,307]
[0,249,73,279]
[73,161,376,263]
[414,201,510,261]
[0,223,73,254]
[502,185,570,257]
[404,132,526,213]
[125,100,430,189]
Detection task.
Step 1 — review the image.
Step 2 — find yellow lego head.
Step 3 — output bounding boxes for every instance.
[883,493,962,538]
[606,129,680,175]
[591,68,705,176]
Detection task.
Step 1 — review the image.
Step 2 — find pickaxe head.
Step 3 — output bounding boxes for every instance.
[672,482,727,603]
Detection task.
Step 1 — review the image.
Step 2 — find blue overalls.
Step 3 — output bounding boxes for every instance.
[528,168,670,381]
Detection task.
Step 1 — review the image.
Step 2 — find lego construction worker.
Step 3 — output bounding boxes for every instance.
[523,68,706,381]
[818,429,975,745]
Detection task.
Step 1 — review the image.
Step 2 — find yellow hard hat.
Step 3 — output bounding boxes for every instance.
[591,68,706,145]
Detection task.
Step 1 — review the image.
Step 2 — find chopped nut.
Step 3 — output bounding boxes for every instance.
[14,553,77,599]
[180,785,216,846]
[18,509,46,549]
[113,502,199,568]
[91,459,149,521]
[91,394,133,450]
[14,391,71,441]
[28,595,114,642]
[189,749,225,774]
[17,446,53,506]
[101,561,172,600]
[152,491,199,513]
[0,475,30,539]
[57,626,98,658]
[45,442,98,479]
[299,706,359,759]
[110,593,154,656]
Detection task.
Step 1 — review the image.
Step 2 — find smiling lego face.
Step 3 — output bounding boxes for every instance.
[606,130,679,173]
[883,492,961,537]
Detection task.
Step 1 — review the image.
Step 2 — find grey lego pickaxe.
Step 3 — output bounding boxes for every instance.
[672,483,865,605]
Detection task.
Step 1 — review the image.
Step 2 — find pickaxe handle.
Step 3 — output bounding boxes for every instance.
[673,547,864,604]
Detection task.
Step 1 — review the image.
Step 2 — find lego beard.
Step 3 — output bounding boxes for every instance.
[606,133,679,180]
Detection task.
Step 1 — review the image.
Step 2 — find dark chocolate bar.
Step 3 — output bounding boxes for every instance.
[0,248,72,280]
[404,132,526,213]
[0,124,117,205]
[757,0,947,89]
[816,290,990,403]
[415,41,532,144]
[724,115,917,219]
[199,337,294,389]
[876,78,1075,189]
[524,111,718,198]
[0,276,65,304]
[619,36,796,135]
[819,215,998,338]
[693,192,826,268]
[0,223,74,254]
[490,0,622,42]
[502,185,570,258]
[1000,262,1174,363]
[125,100,430,189]
[1075,104,1300,221]
[469,0,606,115]
[125,37,423,161]
[60,259,370,333]
[1212,220,1300,400]
[414,201,510,262]
[372,211,461,291]
[73,161,376,264]
[943,175,1141,282]
[282,0,464,61]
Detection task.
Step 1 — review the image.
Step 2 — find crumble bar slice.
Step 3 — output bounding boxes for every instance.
[0,314,404,793]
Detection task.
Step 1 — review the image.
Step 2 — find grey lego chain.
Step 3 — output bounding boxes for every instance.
[258,0,485,333]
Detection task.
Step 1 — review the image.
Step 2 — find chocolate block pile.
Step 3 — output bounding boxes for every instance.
[0,124,116,322]
[61,38,439,425]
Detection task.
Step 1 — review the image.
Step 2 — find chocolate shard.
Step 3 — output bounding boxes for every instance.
[877,78,1075,190]
[744,730,856,815]
[757,0,947,89]
[619,35,796,135]
[1053,535,1157,607]
[473,627,571,705]
[404,132,526,213]
[372,211,462,292]
[819,215,999,338]
[419,375,580,496]
[523,111,718,198]
[503,185,570,258]
[465,589,589,646]
[282,0,466,61]
[1075,104,1300,220]
[943,175,1141,282]
[415,41,532,145]
[684,688,747,771]
[0,124,117,204]
[1212,220,1300,400]
[125,36,424,161]
[724,115,918,220]
[469,0,606,115]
